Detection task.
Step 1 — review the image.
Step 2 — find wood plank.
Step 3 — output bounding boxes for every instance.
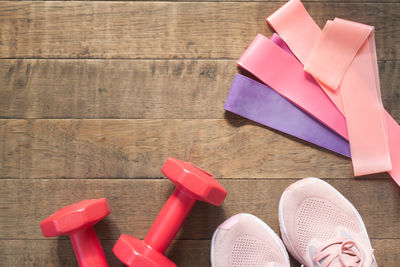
[0,239,398,267]
[0,59,234,119]
[0,179,398,239]
[0,2,398,60]
[0,59,399,121]
[0,240,206,267]
[0,0,398,2]
[0,119,360,179]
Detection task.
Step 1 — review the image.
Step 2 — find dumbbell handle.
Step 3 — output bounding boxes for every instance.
[144,188,196,253]
[70,227,108,267]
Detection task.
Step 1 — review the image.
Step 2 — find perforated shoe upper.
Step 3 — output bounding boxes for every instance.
[279,178,376,267]
[211,213,290,267]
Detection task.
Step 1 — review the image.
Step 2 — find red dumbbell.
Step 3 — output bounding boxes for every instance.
[113,157,227,266]
[40,198,111,267]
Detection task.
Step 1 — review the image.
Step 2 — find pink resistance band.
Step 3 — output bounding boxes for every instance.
[267,0,345,113]
[267,0,400,184]
[237,34,348,140]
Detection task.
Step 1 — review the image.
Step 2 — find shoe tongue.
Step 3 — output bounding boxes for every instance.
[339,230,354,241]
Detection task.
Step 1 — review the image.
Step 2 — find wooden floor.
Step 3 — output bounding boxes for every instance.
[0,0,399,266]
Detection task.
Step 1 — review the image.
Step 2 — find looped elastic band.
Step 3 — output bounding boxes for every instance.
[237,34,348,140]
[304,19,373,92]
[267,0,345,114]
[224,74,351,157]
[305,18,391,176]
[267,0,400,184]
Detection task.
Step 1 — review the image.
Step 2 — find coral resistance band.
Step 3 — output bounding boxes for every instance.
[267,0,400,184]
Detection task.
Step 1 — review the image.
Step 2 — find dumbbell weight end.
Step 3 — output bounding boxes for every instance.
[40,198,111,267]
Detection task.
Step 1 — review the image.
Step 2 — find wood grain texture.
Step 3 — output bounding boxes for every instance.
[0,59,399,120]
[1,179,399,240]
[0,240,208,267]
[0,239,398,267]
[0,0,399,265]
[0,59,234,119]
[0,119,362,179]
[0,2,398,59]
[1,0,398,2]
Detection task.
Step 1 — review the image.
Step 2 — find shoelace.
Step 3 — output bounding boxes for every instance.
[311,237,374,267]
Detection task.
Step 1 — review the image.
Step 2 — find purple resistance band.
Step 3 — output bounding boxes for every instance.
[224,74,351,157]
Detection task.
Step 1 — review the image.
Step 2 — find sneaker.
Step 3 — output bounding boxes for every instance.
[279,178,377,267]
[211,213,290,267]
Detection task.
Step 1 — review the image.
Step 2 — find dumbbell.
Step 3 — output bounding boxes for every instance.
[113,157,227,266]
[40,198,111,267]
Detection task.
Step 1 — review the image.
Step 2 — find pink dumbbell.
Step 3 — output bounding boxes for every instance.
[113,157,227,266]
[40,198,111,267]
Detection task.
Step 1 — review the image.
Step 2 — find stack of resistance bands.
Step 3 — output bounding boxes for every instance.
[224,0,400,186]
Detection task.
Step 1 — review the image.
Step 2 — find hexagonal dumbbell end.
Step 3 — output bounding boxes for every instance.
[161,157,227,206]
[113,234,176,267]
[114,157,227,267]
[41,198,111,267]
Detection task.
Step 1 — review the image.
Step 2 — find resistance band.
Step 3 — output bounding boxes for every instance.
[224,74,351,157]
[267,0,400,184]
[267,0,345,113]
[270,33,293,55]
[305,18,391,176]
[237,34,348,140]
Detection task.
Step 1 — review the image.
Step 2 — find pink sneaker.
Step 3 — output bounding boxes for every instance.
[211,213,290,267]
[279,178,377,267]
